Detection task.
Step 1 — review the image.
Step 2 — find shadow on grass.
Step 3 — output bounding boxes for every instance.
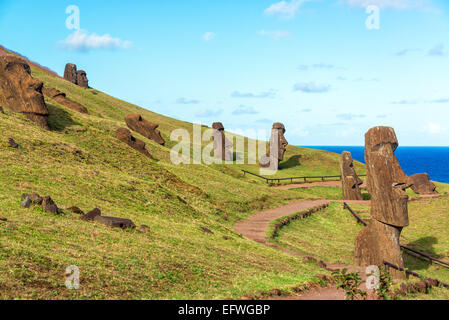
[404,236,442,271]
[47,103,80,131]
[279,155,302,170]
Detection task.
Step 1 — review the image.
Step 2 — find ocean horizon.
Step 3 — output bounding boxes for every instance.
[304,146,449,184]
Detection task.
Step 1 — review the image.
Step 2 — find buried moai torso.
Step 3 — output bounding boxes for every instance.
[410,173,437,195]
[355,126,412,277]
[64,63,78,84]
[0,55,50,130]
[212,122,233,161]
[259,123,288,170]
[125,113,166,146]
[340,151,363,200]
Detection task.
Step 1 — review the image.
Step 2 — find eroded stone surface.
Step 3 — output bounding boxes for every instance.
[64,63,78,84]
[42,87,88,114]
[94,216,136,229]
[259,123,288,170]
[77,70,89,88]
[125,114,165,146]
[115,127,153,158]
[410,173,437,195]
[0,56,49,129]
[340,151,363,200]
[81,208,101,221]
[212,122,233,161]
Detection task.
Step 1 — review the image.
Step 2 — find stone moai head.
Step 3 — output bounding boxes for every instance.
[365,126,411,227]
[260,122,288,170]
[125,113,166,146]
[64,63,78,84]
[76,70,89,88]
[212,122,233,161]
[0,55,49,129]
[340,151,363,200]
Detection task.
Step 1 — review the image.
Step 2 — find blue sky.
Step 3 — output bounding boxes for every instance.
[1,0,448,146]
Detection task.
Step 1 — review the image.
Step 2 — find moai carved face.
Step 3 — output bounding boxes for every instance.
[125,113,166,146]
[77,70,89,88]
[341,152,363,186]
[212,122,233,161]
[0,56,48,116]
[271,123,288,161]
[365,127,411,227]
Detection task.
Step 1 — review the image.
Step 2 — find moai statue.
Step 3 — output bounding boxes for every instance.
[64,63,78,84]
[115,128,153,158]
[0,55,50,130]
[410,173,437,195]
[355,127,413,278]
[212,122,233,161]
[125,113,166,146]
[76,70,89,88]
[259,123,288,171]
[340,151,363,200]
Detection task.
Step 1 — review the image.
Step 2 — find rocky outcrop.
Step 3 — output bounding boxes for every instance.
[355,126,412,279]
[410,173,437,195]
[259,123,288,170]
[64,63,89,88]
[340,151,363,200]
[125,114,165,146]
[0,56,50,130]
[42,87,88,114]
[212,122,233,161]
[115,127,153,158]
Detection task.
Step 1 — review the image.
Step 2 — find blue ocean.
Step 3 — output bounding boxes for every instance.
[306,146,449,184]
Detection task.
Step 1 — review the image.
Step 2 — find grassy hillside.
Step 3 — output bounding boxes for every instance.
[0,49,358,299]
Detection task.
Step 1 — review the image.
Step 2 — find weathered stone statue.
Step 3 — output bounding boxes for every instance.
[259,123,288,170]
[77,70,89,88]
[410,173,437,195]
[125,113,165,146]
[42,87,88,114]
[340,151,363,200]
[0,55,50,130]
[64,63,78,84]
[212,122,233,161]
[115,127,153,158]
[355,126,412,278]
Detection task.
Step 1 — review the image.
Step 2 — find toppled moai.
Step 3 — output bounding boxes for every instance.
[115,127,153,158]
[64,63,89,88]
[0,56,50,130]
[94,216,136,230]
[259,123,288,171]
[212,122,233,161]
[20,193,61,214]
[355,127,412,278]
[125,114,165,146]
[340,151,363,200]
[410,173,437,195]
[42,87,88,114]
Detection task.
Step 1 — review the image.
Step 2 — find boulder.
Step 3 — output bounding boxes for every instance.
[94,216,136,229]
[212,122,233,161]
[115,127,153,158]
[81,208,101,221]
[42,196,60,214]
[8,138,18,149]
[64,63,78,84]
[21,193,43,205]
[66,206,85,215]
[259,123,288,170]
[42,87,88,114]
[0,56,49,130]
[76,70,89,89]
[340,151,363,200]
[410,173,437,195]
[125,114,165,146]
[20,197,32,208]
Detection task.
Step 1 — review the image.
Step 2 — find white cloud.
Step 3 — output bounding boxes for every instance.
[293,82,331,93]
[339,0,433,10]
[59,30,131,52]
[231,90,275,98]
[258,30,292,40]
[232,105,260,115]
[195,109,223,118]
[264,0,310,18]
[203,32,216,42]
[176,98,200,104]
[423,122,446,134]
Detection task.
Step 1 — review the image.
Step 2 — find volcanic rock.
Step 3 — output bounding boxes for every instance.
[410,173,437,195]
[125,114,165,146]
[66,206,85,215]
[21,197,32,209]
[8,138,18,149]
[64,63,78,84]
[94,216,136,229]
[76,70,89,89]
[42,196,60,214]
[21,193,43,205]
[259,123,288,170]
[0,56,50,130]
[340,151,363,200]
[115,127,153,158]
[81,208,101,221]
[212,122,233,161]
[42,87,88,114]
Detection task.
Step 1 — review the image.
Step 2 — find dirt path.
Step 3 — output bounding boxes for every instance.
[274,181,368,190]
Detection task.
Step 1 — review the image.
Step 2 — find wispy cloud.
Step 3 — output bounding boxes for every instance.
[392,98,449,104]
[423,122,447,134]
[337,113,366,121]
[293,82,331,93]
[258,30,292,40]
[176,98,200,104]
[301,108,312,112]
[264,0,310,18]
[298,63,338,70]
[195,109,223,118]
[339,0,435,11]
[203,32,216,42]
[59,30,131,52]
[428,44,445,56]
[231,90,275,98]
[232,105,260,115]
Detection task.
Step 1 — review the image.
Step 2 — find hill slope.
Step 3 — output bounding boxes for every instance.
[0,47,359,299]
